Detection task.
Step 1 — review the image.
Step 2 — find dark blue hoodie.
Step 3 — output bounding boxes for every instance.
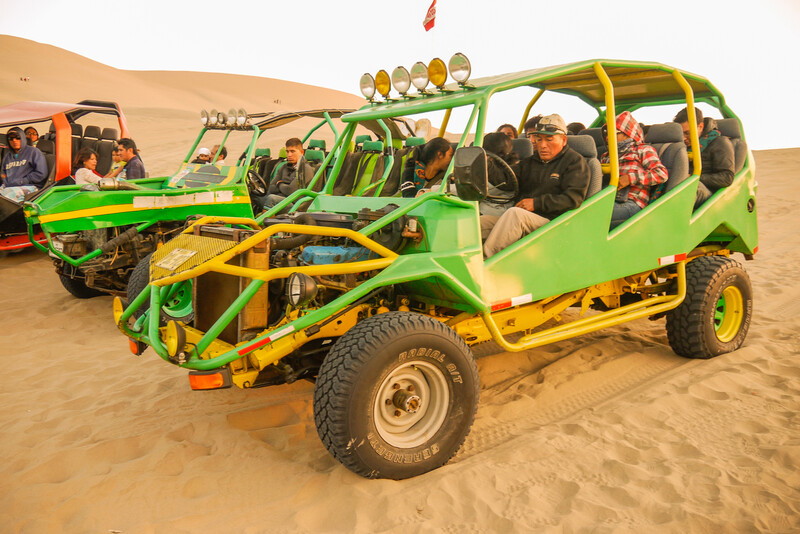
[2,126,48,188]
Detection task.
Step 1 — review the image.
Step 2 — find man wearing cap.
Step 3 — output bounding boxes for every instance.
[482,114,590,258]
[0,126,48,202]
[117,138,146,179]
[191,147,212,164]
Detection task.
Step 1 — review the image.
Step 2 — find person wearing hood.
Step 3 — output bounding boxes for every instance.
[0,126,48,202]
[482,114,590,258]
[673,106,735,208]
[600,111,668,229]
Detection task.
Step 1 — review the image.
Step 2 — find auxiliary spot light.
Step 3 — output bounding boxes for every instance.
[375,70,391,99]
[410,62,429,91]
[360,73,376,100]
[428,58,448,89]
[448,53,471,85]
[391,66,411,95]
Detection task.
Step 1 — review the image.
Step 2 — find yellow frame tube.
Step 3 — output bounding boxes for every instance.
[672,70,702,175]
[153,222,399,287]
[438,108,452,137]
[518,88,545,134]
[481,261,686,352]
[593,62,619,187]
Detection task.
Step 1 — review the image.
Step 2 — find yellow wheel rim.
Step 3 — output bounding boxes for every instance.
[715,286,744,343]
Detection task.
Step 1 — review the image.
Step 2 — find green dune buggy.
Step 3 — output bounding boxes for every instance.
[114,57,757,479]
[24,109,352,306]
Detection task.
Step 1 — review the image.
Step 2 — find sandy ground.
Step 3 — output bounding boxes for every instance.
[1,35,799,533]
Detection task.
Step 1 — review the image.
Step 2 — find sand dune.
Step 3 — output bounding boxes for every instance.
[2,148,797,532]
[1,35,799,533]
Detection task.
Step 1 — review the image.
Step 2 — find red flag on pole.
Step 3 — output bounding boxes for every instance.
[423,0,436,31]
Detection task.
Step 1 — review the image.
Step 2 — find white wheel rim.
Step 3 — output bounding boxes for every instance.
[373,361,450,448]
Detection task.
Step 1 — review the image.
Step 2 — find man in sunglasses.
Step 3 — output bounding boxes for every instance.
[0,126,48,202]
[483,114,590,258]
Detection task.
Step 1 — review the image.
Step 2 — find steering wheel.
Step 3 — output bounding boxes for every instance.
[247,170,268,196]
[484,151,518,203]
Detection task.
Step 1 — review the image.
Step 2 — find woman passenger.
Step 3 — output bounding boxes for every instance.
[400,137,454,197]
[73,148,104,185]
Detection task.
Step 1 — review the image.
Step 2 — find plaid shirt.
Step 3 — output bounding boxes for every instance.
[601,111,668,209]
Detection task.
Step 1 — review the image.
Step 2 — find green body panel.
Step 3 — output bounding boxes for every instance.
[28,182,252,233]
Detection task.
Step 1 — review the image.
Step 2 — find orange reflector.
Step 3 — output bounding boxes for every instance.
[189,372,225,390]
[129,338,140,355]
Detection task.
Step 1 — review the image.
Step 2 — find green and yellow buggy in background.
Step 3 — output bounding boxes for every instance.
[24,109,352,307]
[115,57,758,479]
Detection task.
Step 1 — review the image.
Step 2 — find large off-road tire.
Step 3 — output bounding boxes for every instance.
[314,311,479,479]
[666,256,753,359]
[59,273,104,299]
[127,253,194,323]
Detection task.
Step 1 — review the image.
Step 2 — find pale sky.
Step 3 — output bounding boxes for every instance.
[1,0,799,150]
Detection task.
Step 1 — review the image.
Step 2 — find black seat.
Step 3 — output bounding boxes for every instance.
[35,138,57,186]
[578,127,607,159]
[644,123,689,194]
[715,118,747,173]
[81,125,102,153]
[70,123,83,163]
[511,137,533,160]
[95,128,118,175]
[566,135,602,197]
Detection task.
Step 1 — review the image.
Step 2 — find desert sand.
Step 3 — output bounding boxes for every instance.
[1,36,799,533]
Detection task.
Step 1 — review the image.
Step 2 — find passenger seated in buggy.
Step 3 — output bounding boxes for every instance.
[399,137,453,198]
[600,111,668,229]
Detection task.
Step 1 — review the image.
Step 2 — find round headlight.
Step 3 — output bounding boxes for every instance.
[236,108,248,126]
[448,53,471,84]
[360,73,376,100]
[428,58,448,88]
[209,109,219,126]
[286,273,318,308]
[200,110,209,126]
[226,108,237,127]
[410,61,429,91]
[391,66,411,95]
[375,69,391,98]
[217,111,227,126]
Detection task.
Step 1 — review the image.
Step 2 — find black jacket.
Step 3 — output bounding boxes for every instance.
[695,117,735,192]
[512,145,590,221]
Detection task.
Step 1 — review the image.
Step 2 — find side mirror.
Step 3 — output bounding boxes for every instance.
[453,146,488,201]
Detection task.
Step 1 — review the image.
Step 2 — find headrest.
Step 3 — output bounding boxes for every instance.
[70,123,83,136]
[355,134,372,146]
[254,148,271,157]
[305,149,325,163]
[307,139,326,151]
[100,127,118,141]
[715,118,741,139]
[49,123,56,133]
[578,127,605,147]
[36,138,55,154]
[511,138,533,160]
[278,147,287,159]
[84,125,102,139]
[566,134,597,158]
[362,140,384,153]
[404,136,425,147]
[645,122,683,144]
